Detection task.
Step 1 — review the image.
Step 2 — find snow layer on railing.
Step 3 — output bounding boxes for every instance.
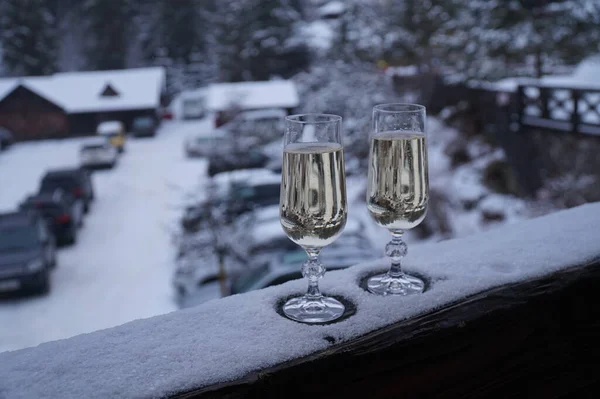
[1,203,599,399]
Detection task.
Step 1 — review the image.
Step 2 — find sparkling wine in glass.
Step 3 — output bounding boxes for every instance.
[280,114,347,323]
[366,104,428,296]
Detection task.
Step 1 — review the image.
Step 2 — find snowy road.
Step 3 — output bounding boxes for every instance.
[0,120,209,352]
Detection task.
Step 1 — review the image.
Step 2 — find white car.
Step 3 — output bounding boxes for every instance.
[215,108,286,146]
[79,139,118,169]
[184,134,230,158]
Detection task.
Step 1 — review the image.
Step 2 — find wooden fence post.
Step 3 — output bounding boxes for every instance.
[516,86,525,131]
[571,89,581,134]
[540,87,550,119]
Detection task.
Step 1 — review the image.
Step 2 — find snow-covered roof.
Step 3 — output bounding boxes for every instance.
[97,121,124,134]
[318,1,346,17]
[1,203,599,398]
[206,80,299,112]
[0,67,165,113]
[236,108,287,121]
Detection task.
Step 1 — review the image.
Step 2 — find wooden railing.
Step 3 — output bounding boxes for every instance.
[174,259,600,399]
[426,80,600,198]
[517,85,600,136]
[2,204,600,399]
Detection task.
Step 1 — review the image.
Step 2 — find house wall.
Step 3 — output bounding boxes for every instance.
[68,109,158,135]
[0,86,70,141]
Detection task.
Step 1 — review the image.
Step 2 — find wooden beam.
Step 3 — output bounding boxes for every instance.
[173,258,600,399]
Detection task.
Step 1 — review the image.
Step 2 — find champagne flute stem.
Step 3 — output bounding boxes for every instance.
[303,248,325,300]
[386,230,407,278]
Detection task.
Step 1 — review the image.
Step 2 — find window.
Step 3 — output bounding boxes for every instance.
[100,84,119,97]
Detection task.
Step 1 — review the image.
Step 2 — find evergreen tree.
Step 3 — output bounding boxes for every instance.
[81,0,131,70]
[492,0,600,77]
[438,0,600,79]
[328,0,389,63]
[386,0,460,70]
[137,0,217,92]
[0,0,58,76]
[215,0,309,82]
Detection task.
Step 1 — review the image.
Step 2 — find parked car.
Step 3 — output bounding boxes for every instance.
[175,209,375,308]
[226,174,281,218]
[175,235,374,308]
[207,150,270,177]
[132,116,158,138]
[180,168,280,232]
[182,96,206,120]
[39,168,94,213]
[230,237,375,295]
[184,134,231,159]
[20,189,83,245]
[79,138,118,169]
[97,121,126,153]
[0,211,56,295]
[215,109,285,137]
[160,108,174,120]
[0,127,14,151]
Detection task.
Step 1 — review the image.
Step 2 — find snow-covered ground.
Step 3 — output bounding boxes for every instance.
[0,119,211,353]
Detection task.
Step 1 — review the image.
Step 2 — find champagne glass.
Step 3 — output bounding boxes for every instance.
[366,104,428,296]
[280,114,347,323]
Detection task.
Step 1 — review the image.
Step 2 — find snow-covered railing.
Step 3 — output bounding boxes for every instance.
[517,85,600,136]
[1,204,600,398]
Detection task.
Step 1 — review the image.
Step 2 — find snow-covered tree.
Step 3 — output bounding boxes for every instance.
[490,0,600,77]
[294,59,406,164]
[435,0,600,79]
[383,0,460,70]
[0,0,58,76]
[81,0,131,70]
[215,0,310,81]
[328,0,389,63]
[135,0,218,93]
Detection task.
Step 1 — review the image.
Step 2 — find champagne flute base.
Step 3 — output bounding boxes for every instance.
[283,295,345,323]
[367,272,424,296]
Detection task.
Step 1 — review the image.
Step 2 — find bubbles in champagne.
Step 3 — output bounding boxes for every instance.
[367,131,429,230]
[280,142,347,248]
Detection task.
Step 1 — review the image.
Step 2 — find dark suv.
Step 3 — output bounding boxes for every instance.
[0,211,56,295]
[132,116,158,138]
[39,168,94,213]
[207,151,269,177]
[20,189,83,245]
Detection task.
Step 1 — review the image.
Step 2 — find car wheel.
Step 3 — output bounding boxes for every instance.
[36,270,51,296]
[67,229,77,245]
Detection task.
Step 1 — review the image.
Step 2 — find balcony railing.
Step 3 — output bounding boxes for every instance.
[1,203,599,399]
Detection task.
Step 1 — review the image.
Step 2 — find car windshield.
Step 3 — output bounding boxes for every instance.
[0,225,39,251]
[231,264,270,294]
[41,177,77,191]
[133,117,154,128]
[281,250,307,265]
